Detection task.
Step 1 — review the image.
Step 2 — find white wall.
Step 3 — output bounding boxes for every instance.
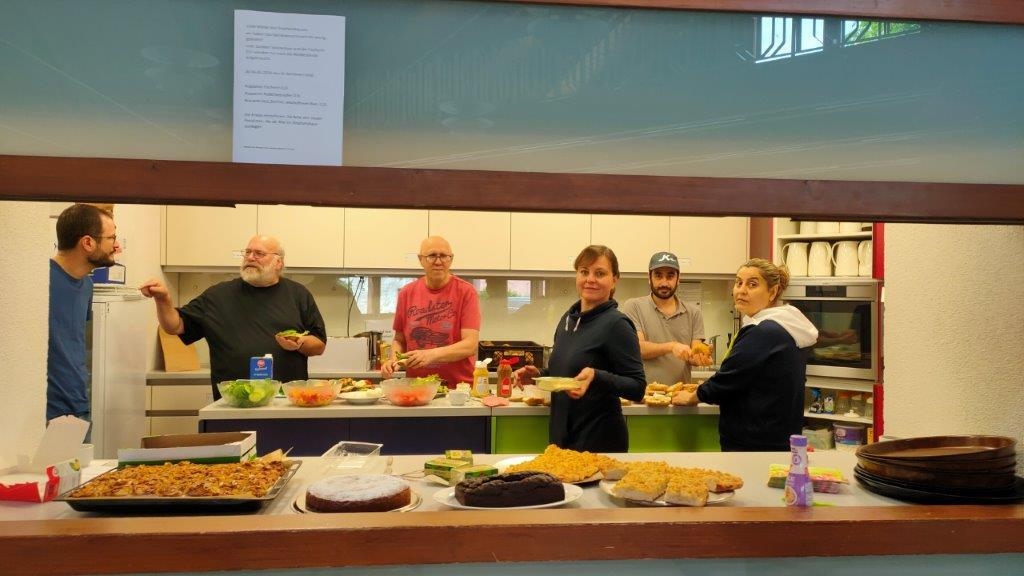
[0,202,51,466]
[884,223,1024,472]
[0,202,165,466]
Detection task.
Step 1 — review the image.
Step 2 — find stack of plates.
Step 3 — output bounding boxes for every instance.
[854,436,1023,503]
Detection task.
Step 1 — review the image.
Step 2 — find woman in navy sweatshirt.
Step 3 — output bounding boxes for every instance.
[673,258,818,451]
[514,245,646,452]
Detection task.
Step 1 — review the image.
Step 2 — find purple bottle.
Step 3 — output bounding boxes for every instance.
[785,434,814,507]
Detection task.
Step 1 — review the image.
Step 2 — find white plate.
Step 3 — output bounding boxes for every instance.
[294,490,421,513]
[599,479,734,507]
[491,455,602,485]
[492,456,533,471]
[534,377,581,392]
[339,391,383,404]
[433,483,583,510]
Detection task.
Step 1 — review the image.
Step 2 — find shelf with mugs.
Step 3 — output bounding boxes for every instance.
[777,231,872,241]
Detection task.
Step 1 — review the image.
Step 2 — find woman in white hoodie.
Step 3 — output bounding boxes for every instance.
[673,258,818,451]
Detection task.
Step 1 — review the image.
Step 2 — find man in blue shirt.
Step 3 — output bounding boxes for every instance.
[48,204,120,437]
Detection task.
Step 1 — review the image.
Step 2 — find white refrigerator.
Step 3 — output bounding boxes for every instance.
[89,293,150,458]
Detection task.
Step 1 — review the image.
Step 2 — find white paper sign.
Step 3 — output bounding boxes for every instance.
[233,10,345,165]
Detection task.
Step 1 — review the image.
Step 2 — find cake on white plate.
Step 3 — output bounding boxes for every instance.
[305,474,411,512]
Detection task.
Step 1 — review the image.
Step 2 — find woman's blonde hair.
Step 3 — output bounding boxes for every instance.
[739,258,790,305]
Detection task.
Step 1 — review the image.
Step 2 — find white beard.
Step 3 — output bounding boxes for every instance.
[240,265,277,287]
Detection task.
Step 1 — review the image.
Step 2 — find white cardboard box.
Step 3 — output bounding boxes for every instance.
[117,431,257,466]
[0,416,89,502]
[308,337,369,372]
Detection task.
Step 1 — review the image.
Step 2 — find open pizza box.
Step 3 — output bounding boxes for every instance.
[117,431,257,467]
[0,416,89,502]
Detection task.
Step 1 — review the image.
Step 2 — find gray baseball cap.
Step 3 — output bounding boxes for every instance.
[649,251,679,271]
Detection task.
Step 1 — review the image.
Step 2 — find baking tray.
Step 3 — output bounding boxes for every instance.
[854,466,1024,504]
[856,435,1016,461]
[56,460,301,514]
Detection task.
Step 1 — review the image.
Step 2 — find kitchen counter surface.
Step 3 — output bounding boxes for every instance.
[2,450,1021,575]
[197,397,721,419]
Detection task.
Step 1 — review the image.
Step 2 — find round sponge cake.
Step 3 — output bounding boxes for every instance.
[305,474,412,512]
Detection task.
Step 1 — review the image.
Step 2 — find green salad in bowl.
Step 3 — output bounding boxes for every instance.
[217,379,281,407]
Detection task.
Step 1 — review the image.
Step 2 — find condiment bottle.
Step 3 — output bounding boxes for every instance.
[472,360,491,398]
[496,359,513,398]
[785,434,814,507]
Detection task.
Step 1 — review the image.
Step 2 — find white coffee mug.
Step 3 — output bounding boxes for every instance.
[815,221,840,234]
[798,221,817,235]
[808,241,833,276]
[780,242,808,276]
[448,390,470,406]
[839,222,862,233]
[858,240,873,277]
[832,241,860,276]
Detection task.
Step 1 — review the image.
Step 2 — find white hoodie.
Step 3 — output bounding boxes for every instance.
[741,304,819,348]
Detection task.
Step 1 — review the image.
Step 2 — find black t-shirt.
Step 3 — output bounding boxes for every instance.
[178,278,327,398]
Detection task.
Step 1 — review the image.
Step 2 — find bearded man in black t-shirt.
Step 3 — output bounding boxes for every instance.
[141,235,327,399]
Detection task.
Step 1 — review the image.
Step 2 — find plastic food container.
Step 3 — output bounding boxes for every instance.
[282,379,341,407]
[216,379,280,408]
[322,441,383,470]
[381,378,436,406]
[834,423,867,452]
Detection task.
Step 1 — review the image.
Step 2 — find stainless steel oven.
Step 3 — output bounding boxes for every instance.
[782,279,880,381]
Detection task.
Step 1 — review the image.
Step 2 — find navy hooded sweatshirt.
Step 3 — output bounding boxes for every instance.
[546,299,646,452]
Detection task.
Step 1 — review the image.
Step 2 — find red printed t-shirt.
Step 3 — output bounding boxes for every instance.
[393,275,481,386]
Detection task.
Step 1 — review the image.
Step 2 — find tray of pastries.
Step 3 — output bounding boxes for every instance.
[57,459,301,513]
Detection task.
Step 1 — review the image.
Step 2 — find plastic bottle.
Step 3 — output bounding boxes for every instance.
[785,434,814,507]
[496,359,513,398]
[472,360,491,398]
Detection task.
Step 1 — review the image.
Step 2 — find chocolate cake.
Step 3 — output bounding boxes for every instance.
[454,471,565,507]
[305,474,411,513]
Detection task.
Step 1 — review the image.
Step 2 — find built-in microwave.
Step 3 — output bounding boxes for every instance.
[782,279,880,381]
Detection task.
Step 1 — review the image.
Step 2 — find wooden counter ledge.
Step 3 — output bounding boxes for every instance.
[3,505,1022,575]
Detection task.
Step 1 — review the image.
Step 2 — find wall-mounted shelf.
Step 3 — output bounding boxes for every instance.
[804,411,873,425]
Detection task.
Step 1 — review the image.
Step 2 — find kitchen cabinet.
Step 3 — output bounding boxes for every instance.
[509,212,590,271]
[257,205,345,268]
[343,208,427,269]
[164,205,257,267]
[591,214,671,273]
[429,210,510,270]
[147,381,212,436]
[670,217,749,275]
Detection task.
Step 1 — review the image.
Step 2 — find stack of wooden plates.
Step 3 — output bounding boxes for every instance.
[854,435,1024,503]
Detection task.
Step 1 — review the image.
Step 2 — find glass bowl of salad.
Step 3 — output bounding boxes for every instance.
[381,377,440,407]
[217,379,280,408]
[282,379,341,407]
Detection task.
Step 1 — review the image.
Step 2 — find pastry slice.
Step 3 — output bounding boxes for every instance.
[663,474,709,507]
[613,468,668,501]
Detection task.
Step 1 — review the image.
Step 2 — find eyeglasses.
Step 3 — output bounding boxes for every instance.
[243,249,280,259]
[419,253,453,263]
[92,235,117,243]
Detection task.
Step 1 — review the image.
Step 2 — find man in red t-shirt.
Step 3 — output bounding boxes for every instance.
[381,236,481,387]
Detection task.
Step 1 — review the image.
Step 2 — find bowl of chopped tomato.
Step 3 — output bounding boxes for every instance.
[381,378,437,407]
[282,379,341,407]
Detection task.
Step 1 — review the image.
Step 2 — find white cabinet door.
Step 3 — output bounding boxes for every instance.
[510,213,591,271]
[257,205,344,268]
[670,217,749,275]
[164,205,257,266]
[344,208,427,269]
[429,210,510,270]
[591,215,671,273]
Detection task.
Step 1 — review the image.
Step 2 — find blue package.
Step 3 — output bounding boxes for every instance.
[250,354,274,379]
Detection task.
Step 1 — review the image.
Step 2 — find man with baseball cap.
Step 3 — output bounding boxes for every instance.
[620,251,712,385]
